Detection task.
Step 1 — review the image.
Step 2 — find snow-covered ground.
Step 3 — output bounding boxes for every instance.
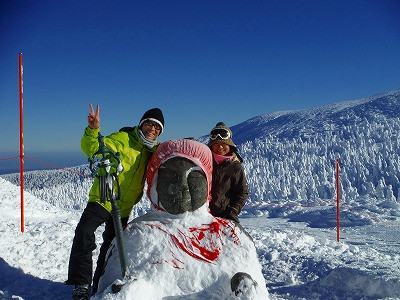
[1,176,400,300]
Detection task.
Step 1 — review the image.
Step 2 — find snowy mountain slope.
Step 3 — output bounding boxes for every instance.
[0,166,93,211]
[234,91,400,224]
[0,166,152,218]
[231,90,400,142]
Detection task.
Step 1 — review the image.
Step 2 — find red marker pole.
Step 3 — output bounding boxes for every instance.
[335,158,340,242]
[19,53,25,233]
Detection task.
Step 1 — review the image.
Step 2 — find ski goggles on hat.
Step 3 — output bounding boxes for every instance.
[210,128,231,140]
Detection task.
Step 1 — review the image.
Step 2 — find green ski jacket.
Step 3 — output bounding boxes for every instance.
[81,126,157,218]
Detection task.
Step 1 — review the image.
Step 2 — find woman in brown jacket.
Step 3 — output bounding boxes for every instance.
[208,122,249,223]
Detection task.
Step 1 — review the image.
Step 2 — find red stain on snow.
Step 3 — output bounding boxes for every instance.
[146,218,240,266]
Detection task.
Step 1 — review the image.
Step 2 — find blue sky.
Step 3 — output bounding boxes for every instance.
[1,0,400,156]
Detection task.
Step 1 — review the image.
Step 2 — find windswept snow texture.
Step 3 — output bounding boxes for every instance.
[94,206,269,299]
[1,90,400,299]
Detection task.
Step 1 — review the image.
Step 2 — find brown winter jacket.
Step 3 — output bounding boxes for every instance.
[209,153,249,223]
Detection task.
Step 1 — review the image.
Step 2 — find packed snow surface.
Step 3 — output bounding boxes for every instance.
[94,205,269,299]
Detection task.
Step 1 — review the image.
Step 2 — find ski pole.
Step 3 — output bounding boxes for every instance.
[89,133,129,279]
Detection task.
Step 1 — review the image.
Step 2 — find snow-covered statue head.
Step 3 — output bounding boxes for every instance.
[146,139,212,214]
[95,139,269,300]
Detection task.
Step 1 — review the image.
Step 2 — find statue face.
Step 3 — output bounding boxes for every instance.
[156,157,208,214]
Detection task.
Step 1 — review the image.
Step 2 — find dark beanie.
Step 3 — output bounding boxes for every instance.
[139,108,164,134]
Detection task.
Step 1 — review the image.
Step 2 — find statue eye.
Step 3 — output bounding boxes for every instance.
[159,168,177,179]
[188,171,206,190]
[188,170,205,179]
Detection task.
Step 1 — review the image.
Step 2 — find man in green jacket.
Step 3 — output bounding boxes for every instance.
[66,104,164,300]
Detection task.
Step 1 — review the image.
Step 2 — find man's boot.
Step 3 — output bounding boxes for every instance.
[72,284,90,300]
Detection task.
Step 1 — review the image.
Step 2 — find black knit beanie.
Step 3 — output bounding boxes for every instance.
[139,108,165,134]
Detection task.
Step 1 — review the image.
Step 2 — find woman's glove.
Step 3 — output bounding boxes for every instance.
[225,206,240,223]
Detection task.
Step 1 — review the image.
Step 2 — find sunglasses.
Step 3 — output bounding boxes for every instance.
[210,128,231,140]
[143,120,162,131]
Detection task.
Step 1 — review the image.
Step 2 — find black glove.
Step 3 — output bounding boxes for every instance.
[225,206,240,223]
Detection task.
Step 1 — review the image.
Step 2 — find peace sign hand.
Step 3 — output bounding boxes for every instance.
[88,104,100,129]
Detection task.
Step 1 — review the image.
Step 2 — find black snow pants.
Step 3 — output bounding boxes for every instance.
[66,202,128,294]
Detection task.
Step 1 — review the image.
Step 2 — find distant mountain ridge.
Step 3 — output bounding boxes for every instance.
[231,89,400,144]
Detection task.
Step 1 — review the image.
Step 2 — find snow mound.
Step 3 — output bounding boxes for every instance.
[95,205,269,299]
